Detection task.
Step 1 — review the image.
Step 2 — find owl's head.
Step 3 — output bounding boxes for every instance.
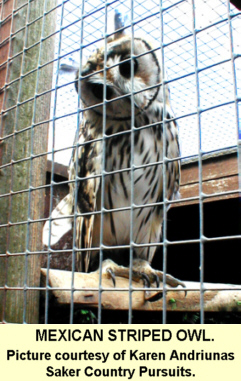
[75,34,165,120]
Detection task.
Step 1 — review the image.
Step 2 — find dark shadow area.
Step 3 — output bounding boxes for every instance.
[163,198,241,285]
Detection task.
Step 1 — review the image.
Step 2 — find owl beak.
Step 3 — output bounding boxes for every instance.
[75,64,94,93]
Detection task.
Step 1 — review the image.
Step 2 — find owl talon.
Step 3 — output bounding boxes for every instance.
[141,273,151,288]
[101,259,186,298]
[106,267,116,287]
[133,259,186,297]
[154,273,160,288]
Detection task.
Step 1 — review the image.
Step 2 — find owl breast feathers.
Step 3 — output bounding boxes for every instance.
[43,33,183,289]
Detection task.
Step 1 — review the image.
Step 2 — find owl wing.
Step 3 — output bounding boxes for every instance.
[42,119,102,272]
[42,193,74,247]
[71,120,102,272]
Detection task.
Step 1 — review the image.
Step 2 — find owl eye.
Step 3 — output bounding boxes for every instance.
[90,83,113,100]
[119,56,138,78]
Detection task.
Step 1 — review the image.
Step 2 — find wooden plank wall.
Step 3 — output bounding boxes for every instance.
[180,153,239,205]
[47,152,239,206]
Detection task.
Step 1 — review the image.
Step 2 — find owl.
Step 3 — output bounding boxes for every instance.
[43,27,185,291]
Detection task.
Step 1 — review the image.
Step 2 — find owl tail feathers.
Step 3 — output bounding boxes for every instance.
[42,194,73,247]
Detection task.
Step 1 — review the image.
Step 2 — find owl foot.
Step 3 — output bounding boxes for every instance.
[101,259,186,297]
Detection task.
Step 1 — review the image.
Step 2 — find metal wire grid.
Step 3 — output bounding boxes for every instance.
[0,0,240,324]
[50,0,241,166]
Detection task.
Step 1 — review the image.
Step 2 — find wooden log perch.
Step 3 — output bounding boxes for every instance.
[41,268,241,312]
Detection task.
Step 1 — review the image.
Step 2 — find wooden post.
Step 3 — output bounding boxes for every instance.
[0,0,56,323]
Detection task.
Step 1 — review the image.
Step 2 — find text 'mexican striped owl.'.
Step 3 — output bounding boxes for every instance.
[43,23,185,291]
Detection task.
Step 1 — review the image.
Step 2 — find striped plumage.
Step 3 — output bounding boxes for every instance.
[43,32,185,289]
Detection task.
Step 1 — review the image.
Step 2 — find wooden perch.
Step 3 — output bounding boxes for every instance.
[41,268,241,312]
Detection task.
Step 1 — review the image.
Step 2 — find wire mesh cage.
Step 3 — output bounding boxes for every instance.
[0,0,240,324]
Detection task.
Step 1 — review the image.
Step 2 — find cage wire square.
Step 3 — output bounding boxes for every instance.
[0,0,240,324]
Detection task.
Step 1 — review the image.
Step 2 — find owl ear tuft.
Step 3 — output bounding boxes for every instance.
[114,9,128,40]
